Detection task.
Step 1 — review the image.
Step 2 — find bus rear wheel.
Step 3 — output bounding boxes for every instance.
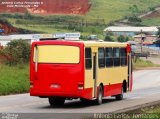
[115,87,124,100]
[48,97,65,106]
[95,86,103,105]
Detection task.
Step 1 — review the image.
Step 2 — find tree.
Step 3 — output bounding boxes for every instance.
[128,4,141,24]
[117,35,125,42]
[117,35,130,42]
[104,35,114,42]
[128,15,142,23]
[1,40,31,65]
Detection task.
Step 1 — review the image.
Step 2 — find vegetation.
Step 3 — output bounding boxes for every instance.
[0,64,29,95]
[87,0,160,23]
[133,58,160,70]
[126,103,160,117]
[141,17,160,26]
[117,35,130,42]
[0,40,30,95]
[0,0,160,38]
[0,40,31,65]
[104,35,114,42]
[128,15,142,23]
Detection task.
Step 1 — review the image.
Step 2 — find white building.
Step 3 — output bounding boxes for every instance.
[0,33,81,46]
[104,26,159,36]
[0,34,40,46]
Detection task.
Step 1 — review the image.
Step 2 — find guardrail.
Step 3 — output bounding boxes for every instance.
[132,51,150,58]
[133,45,160,55]
[132,51,150,62]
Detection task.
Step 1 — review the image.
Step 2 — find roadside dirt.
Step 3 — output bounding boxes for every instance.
[140,55,160,65]
[142,9,160,19]
[0,0,91,15]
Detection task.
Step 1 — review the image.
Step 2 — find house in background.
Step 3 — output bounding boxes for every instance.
[134,34,157,45]
[104,26,158,36]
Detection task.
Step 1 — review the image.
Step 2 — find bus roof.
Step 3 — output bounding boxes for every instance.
[32,40,128,47]
[82,41,127,47]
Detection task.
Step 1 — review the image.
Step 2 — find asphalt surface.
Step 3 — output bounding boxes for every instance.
[0,70,160,118]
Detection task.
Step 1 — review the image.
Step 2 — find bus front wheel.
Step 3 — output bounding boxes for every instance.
[48,97,65,106]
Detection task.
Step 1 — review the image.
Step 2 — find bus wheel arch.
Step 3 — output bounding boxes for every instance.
[99,83,104,97]
[115,81,126,100]
[123,80,127,93]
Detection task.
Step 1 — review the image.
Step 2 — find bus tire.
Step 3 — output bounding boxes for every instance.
[115,86,124,100]
[48,97,65,106]
[95,86,103,105]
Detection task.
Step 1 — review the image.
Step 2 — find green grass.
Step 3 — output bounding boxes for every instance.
[0,64,30,95]
[124,104,160,119]
[127,103,160,114]
[140,104,160,113]
[141,17,160,26]
[86,0,160,23]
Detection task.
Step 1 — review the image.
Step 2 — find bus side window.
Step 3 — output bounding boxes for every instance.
[85,48,92,69]
[113,48,120,66]
[105,48,113,67]
[98,48,105,68]
[121,48,127,66]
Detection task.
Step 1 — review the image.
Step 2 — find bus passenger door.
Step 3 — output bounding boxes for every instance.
[93,53,97,98]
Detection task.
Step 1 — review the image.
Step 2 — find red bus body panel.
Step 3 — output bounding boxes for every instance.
[30,41,91,99]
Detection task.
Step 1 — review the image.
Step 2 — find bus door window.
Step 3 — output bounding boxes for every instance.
[121,48,127,66]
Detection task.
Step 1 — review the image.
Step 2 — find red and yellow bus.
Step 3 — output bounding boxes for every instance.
[30,40,132,105]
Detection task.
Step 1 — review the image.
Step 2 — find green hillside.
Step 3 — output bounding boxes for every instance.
[141,9,160,26]
[86,0,160,23]
[142,17,160,26]
[1,0,160,38]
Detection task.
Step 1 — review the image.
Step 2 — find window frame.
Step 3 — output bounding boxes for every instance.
[85,47,92,69]
[120,48,127,66]
[105,47,114,67]
[113,47,121,67]
[98,47,105,68]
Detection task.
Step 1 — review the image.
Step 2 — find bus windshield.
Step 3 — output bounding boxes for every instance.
[33,45,80,64]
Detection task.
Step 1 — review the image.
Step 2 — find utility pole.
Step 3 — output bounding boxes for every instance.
[141,29,143,53]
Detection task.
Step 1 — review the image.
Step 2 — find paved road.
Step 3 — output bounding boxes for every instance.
[0,70,160,118]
